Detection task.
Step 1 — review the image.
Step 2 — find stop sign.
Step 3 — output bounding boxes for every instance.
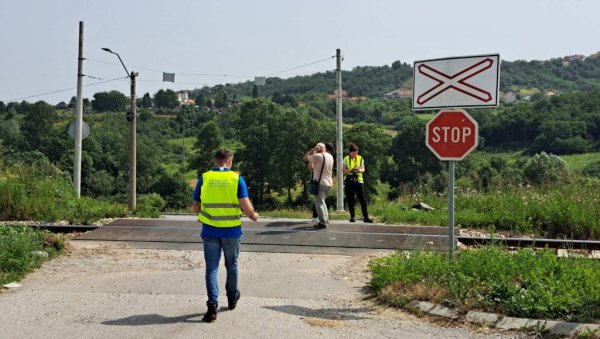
[426,109,478,160]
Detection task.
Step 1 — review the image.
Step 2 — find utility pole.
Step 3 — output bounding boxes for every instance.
[335,49,344,211]
[73,21,84,197]
[129,71,138,211]
[102,47,137,211]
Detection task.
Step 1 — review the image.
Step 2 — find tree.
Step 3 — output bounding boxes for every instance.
[252,85,259,98]
[55,101,68,110]
[20,101,58,150]
[214,90,228,109]
[141,92,152,108]
[189,120,224,175]
[154,89,179,109]
[91,90,128,112]
[149,171,192,209]
[268,107,322,203]
[235,99,280,203]
[0,101,6,113]
[345,123,392,197]
[386,116,443,190]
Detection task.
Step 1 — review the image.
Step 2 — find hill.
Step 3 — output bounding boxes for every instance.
[199,53,600,100]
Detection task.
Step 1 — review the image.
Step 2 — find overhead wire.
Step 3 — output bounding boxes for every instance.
[6,54,337,102]
[5,76,127,103]
[266,56,334,76]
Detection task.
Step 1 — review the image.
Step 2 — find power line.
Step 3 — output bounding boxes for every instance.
[87,55,335,79]
[266,56,334,76]
[6,76,127,103]
[5,55,336,103]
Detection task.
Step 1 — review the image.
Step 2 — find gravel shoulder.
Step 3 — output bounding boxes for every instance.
[0,241,527,338]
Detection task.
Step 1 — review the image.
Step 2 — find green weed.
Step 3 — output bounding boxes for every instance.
[0,225,65,285]
[369,246,600,323]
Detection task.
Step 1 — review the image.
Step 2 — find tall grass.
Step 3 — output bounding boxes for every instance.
[369,246,600,323]
[0,225,65,285]
[0,166,127,224]
[375,181,600,239]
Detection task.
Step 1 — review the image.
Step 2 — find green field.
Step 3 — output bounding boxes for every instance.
[560,152,600,172]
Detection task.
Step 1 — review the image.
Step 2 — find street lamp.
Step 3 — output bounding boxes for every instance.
[102,47,138,211]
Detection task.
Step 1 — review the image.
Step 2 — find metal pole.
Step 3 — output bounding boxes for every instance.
[335,48,344,211]
[448,160,456,261]
[73,21,84,197]
[129,71,138,210]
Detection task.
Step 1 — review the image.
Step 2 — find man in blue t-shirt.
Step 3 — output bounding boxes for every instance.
[192,149,259,323]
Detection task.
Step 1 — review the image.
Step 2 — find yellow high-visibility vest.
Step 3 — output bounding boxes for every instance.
[198,170,242,227]
[344,155,364,183]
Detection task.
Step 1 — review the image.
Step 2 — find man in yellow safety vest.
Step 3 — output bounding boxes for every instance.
[192,149,259,323]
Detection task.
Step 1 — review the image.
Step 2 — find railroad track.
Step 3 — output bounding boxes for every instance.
[26,223,600,251]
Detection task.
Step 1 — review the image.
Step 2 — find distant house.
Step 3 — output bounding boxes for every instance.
[383,89,412,99]
[327,90,348,100]
[563,54,585,62]
[176,90,189,104]
[503,91,517,104]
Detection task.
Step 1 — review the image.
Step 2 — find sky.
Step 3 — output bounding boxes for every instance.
[1,0,600,105]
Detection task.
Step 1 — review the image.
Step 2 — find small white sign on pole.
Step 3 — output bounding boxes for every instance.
[255,77,266,86]
[412,54,500,110]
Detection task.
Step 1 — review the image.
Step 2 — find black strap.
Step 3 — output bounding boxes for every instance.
[316,153,325,184]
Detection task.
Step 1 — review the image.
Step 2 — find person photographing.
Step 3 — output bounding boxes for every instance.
[304,142,333,229]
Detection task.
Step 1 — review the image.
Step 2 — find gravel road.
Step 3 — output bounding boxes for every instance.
[0,241,527,339]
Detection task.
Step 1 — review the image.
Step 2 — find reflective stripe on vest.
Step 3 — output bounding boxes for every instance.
[344,155,363,183]
[198,170,242,227]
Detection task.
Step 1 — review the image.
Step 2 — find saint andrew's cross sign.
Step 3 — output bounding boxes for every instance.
[412,54,500,110]
[412,54,499,261]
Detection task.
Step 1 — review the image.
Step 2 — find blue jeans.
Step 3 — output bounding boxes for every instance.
[202,237,241,305]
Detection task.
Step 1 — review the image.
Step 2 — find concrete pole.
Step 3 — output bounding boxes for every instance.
[335,49,344,211]
[129,71,138,211]
[73,21,84,197]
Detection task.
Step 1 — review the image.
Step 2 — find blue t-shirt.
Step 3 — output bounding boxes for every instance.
[193,167,248,239]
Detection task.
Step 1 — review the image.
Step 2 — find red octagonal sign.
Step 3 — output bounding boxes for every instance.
[426,109,478,161]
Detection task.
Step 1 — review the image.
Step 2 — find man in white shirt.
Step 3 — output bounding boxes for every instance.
[304,142,334,228]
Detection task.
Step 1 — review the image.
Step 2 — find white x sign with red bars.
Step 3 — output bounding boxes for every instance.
[412,54,500,110]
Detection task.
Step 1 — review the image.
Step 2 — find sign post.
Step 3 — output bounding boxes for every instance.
[414,54,499,260]
[426,109,479,259]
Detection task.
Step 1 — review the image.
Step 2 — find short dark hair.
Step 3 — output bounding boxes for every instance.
[348,143,358,152]
[325,143,334,153]
[214,149,233,165]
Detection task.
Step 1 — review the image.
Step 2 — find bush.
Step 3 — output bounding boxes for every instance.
[0,163,127,224]
[523,152,570,185]
[135,193,165,218]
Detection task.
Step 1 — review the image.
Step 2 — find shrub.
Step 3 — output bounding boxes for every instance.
[523,152,570,185]
[135,193,165,218]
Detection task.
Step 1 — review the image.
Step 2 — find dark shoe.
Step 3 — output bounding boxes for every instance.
[364,218,373,223]
[202,303,218,323]
[349,217,356,222]
[314,223,327,229]
[228,290,240,310]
